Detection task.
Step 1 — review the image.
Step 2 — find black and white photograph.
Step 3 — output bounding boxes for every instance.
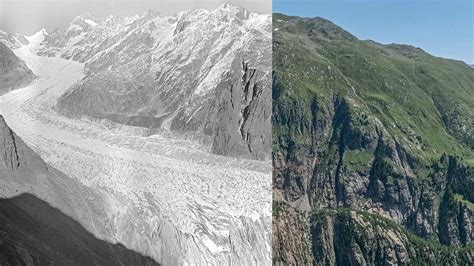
[0,0,271,264]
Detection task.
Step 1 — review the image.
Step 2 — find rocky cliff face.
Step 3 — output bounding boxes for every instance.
[272,201,313,265]
[171,59,271,159]
[38,4,271,160]
[0,42,35,94]
[310,209,474,265]
[272,13,474,264]
[0,115,158,264]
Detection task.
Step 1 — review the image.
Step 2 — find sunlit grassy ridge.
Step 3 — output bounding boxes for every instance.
[273,13,474,165]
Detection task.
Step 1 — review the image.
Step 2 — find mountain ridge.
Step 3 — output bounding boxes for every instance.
[273,13,474,264]
[33,4,271,160]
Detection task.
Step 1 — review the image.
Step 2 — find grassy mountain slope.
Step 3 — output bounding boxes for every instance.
[272,13,474,264]
[273,13,473,162]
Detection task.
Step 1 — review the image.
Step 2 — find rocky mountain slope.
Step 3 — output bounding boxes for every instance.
[0,194,158,265]
[0,30,29,49]
[37,4,271,160]
[0,115,158,265]
[272,13,474,264]
[0,42,35,94]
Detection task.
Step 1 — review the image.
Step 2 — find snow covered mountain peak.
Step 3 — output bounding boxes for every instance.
[36,4,271,160]
[29,28,48,37]
[217,2,245,11]
[216,2,250,19]
[70,13,98,29]
[26,28,48,44]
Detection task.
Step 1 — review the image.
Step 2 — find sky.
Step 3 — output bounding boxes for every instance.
[274,0,474,64]
[0,0,271,35]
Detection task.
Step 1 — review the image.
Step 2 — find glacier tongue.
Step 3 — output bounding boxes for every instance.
[0,35,271,264]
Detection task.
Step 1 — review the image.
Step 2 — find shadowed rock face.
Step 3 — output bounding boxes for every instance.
[0,43,35,94]
[45,5,271,160]
[0,115,158,265]
[0,193,158,266]
[272,13,474,264]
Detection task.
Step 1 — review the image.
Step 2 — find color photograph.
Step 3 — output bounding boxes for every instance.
[272,0,474,265]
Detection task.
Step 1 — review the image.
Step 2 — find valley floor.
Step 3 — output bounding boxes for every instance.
[0,42,272,264]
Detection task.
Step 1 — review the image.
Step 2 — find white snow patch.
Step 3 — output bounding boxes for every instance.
[202,236,226,254]
[26,28,47,45]
[84,19,98,27]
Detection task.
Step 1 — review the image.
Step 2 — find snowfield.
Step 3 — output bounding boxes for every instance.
[0,32,271,265]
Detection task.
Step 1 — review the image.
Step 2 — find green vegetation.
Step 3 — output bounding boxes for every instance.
[454,193,474,211]
[272,200,287,218]
[272,13,474,264]
[344,150,373,172]
[344,150,372,165]
[273,13,474,164]
[312,208,474,264]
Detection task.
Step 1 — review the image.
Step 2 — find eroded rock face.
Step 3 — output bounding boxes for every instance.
[273,91,474,263]
[310,209,474,265]
[0,43,35,94]
[272,13,474,264]
[44,4,271,160]
[170,59,271,160]
[272,201,313,265]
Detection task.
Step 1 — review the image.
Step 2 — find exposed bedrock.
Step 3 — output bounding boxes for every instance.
[272,13,474,264]
[0,43,35,94]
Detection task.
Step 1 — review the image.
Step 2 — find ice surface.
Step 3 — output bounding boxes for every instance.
[0,33,272,264]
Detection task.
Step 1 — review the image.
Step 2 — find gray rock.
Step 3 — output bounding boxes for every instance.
[0,43,35,94]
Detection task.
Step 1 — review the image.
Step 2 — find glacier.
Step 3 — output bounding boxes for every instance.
[0,17,271,265]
